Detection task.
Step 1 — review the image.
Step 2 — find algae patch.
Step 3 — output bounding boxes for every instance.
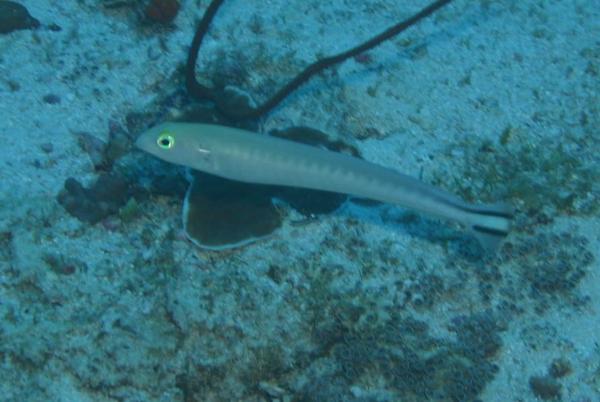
[450,129,598,218]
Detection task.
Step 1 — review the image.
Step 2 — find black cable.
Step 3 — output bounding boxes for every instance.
[186,0,454,121]
[185,0,225,100]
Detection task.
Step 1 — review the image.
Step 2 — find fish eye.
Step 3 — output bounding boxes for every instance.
[157,132,175,149]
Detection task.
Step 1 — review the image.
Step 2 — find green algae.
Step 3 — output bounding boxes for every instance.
[284,244,505,401]
[450,128,598,218]
[118,197,142,223]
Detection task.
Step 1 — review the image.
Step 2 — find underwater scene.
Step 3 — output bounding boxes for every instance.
[0,0,599,401]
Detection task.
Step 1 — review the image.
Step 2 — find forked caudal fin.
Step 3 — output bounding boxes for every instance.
[467,203,514,253]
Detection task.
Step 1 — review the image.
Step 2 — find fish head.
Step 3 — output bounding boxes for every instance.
[135,122,216,173]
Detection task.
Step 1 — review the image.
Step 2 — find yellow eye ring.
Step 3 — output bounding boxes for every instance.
[157,132,175,149]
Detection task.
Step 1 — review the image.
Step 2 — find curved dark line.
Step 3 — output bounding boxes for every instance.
[448,201,514,220]
[185,0,225,100]
[186,0,454,121]
[467,208,514,220]
[472,225,508,237]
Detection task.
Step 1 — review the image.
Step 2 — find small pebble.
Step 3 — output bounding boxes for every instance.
[258,381,286,398]
[7,80,20,91]
[549,358,572,378]
[73,131,106,168]
[43,94,61,104]
[42,253,80,276]
[529,375,562,400]
[40,142,53,153]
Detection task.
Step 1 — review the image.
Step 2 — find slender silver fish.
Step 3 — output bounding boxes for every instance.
[136,122,512,251]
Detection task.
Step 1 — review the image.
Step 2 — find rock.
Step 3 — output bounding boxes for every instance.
[145,0,180,24]
[57,174,131,224]
[0,1,40,34]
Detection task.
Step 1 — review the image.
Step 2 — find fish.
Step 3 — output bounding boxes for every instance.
[136,122,513,252]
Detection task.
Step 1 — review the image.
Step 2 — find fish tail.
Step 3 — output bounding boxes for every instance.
[466,202,513,253]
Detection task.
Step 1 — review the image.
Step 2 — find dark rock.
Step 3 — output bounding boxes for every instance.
[102,122,131,170]
[40,142,53,153]
[296,375,354,402]
[0,1,40,34]
[145,0,180,24]
[7,80,19,91]
[43,94,61,104]
[147,170,188,196]
[42,253,84,275]
[73,121,133,172]
[548,358,572,378]
[529,375,561,400]
[125,111,152,135]
[57,174,131,224]
[122,150,188,198]
[74,131,106,169]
